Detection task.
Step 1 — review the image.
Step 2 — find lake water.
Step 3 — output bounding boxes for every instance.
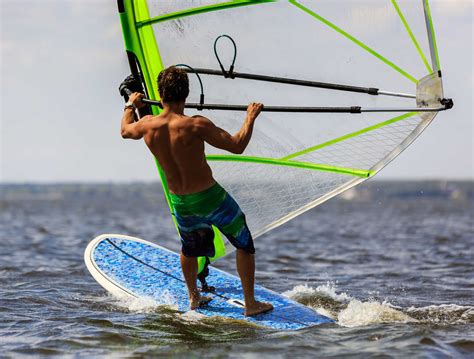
[1,181,473,358]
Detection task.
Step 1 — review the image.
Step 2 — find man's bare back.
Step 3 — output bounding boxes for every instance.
[142,111,215,195]
[121,97,263,195]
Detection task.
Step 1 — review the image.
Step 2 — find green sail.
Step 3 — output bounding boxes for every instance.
[118,0,446,272]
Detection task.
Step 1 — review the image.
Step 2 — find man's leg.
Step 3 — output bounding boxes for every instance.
[236,249,255,303]
[206,187,273,315]
[180,253,211,310]
[236,249,273,316]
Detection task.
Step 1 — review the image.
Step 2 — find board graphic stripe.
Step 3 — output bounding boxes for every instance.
[106,239,185,284]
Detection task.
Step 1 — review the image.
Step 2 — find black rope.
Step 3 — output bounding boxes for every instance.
[213,34,237,78]
[197,257,214,293]
[175,63,205,109]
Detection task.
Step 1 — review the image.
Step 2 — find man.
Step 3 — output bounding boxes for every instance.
[120,66,273,316]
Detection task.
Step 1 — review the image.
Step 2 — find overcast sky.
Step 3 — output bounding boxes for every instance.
[1,0,472,183]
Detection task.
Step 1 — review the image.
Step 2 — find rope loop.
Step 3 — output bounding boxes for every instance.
[213,34,237,78]
[175,63,205,109]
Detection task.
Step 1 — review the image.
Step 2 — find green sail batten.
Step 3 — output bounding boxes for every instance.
[282,112,417,161]
[289,0,418,84]
[120,0,226,274]
[392,0,432,74]
[206,155,371,178]
[136,0,276,27]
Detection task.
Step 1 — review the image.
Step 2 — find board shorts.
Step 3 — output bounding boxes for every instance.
[169,182,255,258]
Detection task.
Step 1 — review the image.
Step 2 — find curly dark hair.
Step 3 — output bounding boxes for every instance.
[157,66,189,103]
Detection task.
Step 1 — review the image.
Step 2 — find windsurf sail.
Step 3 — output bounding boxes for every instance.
[117,0,453,274]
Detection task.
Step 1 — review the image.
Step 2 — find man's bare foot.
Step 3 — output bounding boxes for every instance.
[190,295,213,310]
[245,301,273,316]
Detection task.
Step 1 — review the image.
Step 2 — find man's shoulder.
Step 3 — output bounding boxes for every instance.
[187,115,214,133]
[145,114,167,125]
[136,115,167,135]
[139,114,156,122]
[189,114,206,121]
[189,115,212,126]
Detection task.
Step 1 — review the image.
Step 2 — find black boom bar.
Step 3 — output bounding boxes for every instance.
[188,68,380,96]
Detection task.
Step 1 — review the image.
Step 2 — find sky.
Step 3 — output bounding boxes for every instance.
[0,0,473,183]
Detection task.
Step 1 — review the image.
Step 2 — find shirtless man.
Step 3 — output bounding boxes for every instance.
[120,66,273,316]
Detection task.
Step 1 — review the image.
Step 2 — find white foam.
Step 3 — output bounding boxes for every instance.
[282,282,352,302]
[337,299,417,327]
[180,310,207,322]
[126,296,163,312]
[110,290,179,313]
[282,283,420,327]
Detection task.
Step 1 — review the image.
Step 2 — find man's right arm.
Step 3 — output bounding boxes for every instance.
[194,103,263,154]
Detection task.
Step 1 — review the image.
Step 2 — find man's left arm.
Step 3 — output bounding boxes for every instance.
[121,92,147,140]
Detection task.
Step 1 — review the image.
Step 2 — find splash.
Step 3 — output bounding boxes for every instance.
[283,282,474,327]
[283,282,352,303]
[283,282,352,319]
[337,300,416,327]
[110,290,179,313]
[283,282,415,327]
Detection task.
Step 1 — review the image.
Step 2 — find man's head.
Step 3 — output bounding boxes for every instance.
[157,66,189,104]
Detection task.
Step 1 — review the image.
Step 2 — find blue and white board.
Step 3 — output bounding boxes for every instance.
[84,234,334,330]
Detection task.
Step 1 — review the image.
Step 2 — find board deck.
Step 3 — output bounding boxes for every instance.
[84,234,334,330]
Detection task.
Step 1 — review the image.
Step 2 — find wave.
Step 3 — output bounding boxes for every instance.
[283,282,474,327]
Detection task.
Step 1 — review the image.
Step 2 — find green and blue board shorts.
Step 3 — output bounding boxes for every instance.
[169,182,255,257]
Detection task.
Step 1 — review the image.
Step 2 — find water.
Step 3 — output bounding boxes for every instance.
[1,181,473,358]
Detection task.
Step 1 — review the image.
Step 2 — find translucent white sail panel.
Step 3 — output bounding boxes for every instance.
[118,0,451,266]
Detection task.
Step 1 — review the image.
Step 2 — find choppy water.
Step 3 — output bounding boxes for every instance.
[1,181,473,358]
